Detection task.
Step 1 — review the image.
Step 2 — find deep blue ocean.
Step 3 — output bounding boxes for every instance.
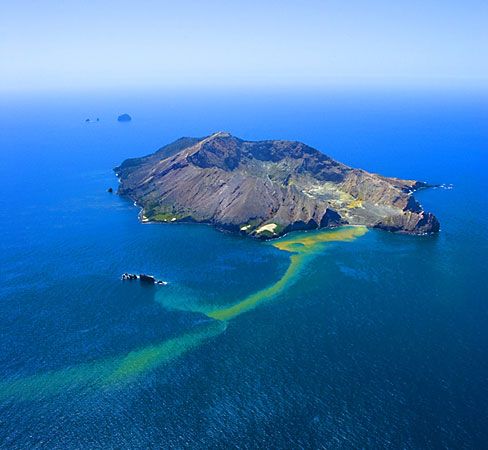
[0,89,487,448]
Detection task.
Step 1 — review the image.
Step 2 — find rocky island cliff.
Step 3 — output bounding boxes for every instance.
[115,132,439,238]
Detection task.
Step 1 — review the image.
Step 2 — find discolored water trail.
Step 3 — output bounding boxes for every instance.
[208,226,368,320]
[104,320,227,385]
[0,227,367,400]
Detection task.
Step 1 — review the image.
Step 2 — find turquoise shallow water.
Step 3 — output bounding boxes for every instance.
[0,89,487,448]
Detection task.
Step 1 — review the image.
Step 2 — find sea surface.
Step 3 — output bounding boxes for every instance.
[0,88,487,448]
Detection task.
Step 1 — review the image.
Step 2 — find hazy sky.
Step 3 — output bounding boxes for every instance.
[1,0,487,91]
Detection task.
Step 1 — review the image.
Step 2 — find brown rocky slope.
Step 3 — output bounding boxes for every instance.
[115,132,439,238]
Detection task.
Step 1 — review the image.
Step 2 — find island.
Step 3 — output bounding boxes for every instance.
[117,113,132,122]
[121,273,168,285]
[115,132,439,239]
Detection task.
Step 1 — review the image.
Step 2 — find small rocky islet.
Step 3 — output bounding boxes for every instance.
[115,132,440,239]
[117,113,132,122]
[121,273,168,285]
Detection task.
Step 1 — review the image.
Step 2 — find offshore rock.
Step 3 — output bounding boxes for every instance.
[117,114,132,122]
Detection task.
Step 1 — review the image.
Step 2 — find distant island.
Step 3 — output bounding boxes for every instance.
[117,113,132,122]
[115,132,439,238]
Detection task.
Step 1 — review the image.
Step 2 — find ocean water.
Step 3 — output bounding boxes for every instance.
[0,89,487,448]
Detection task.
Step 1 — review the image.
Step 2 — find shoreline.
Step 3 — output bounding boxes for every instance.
[114,173,443,241]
